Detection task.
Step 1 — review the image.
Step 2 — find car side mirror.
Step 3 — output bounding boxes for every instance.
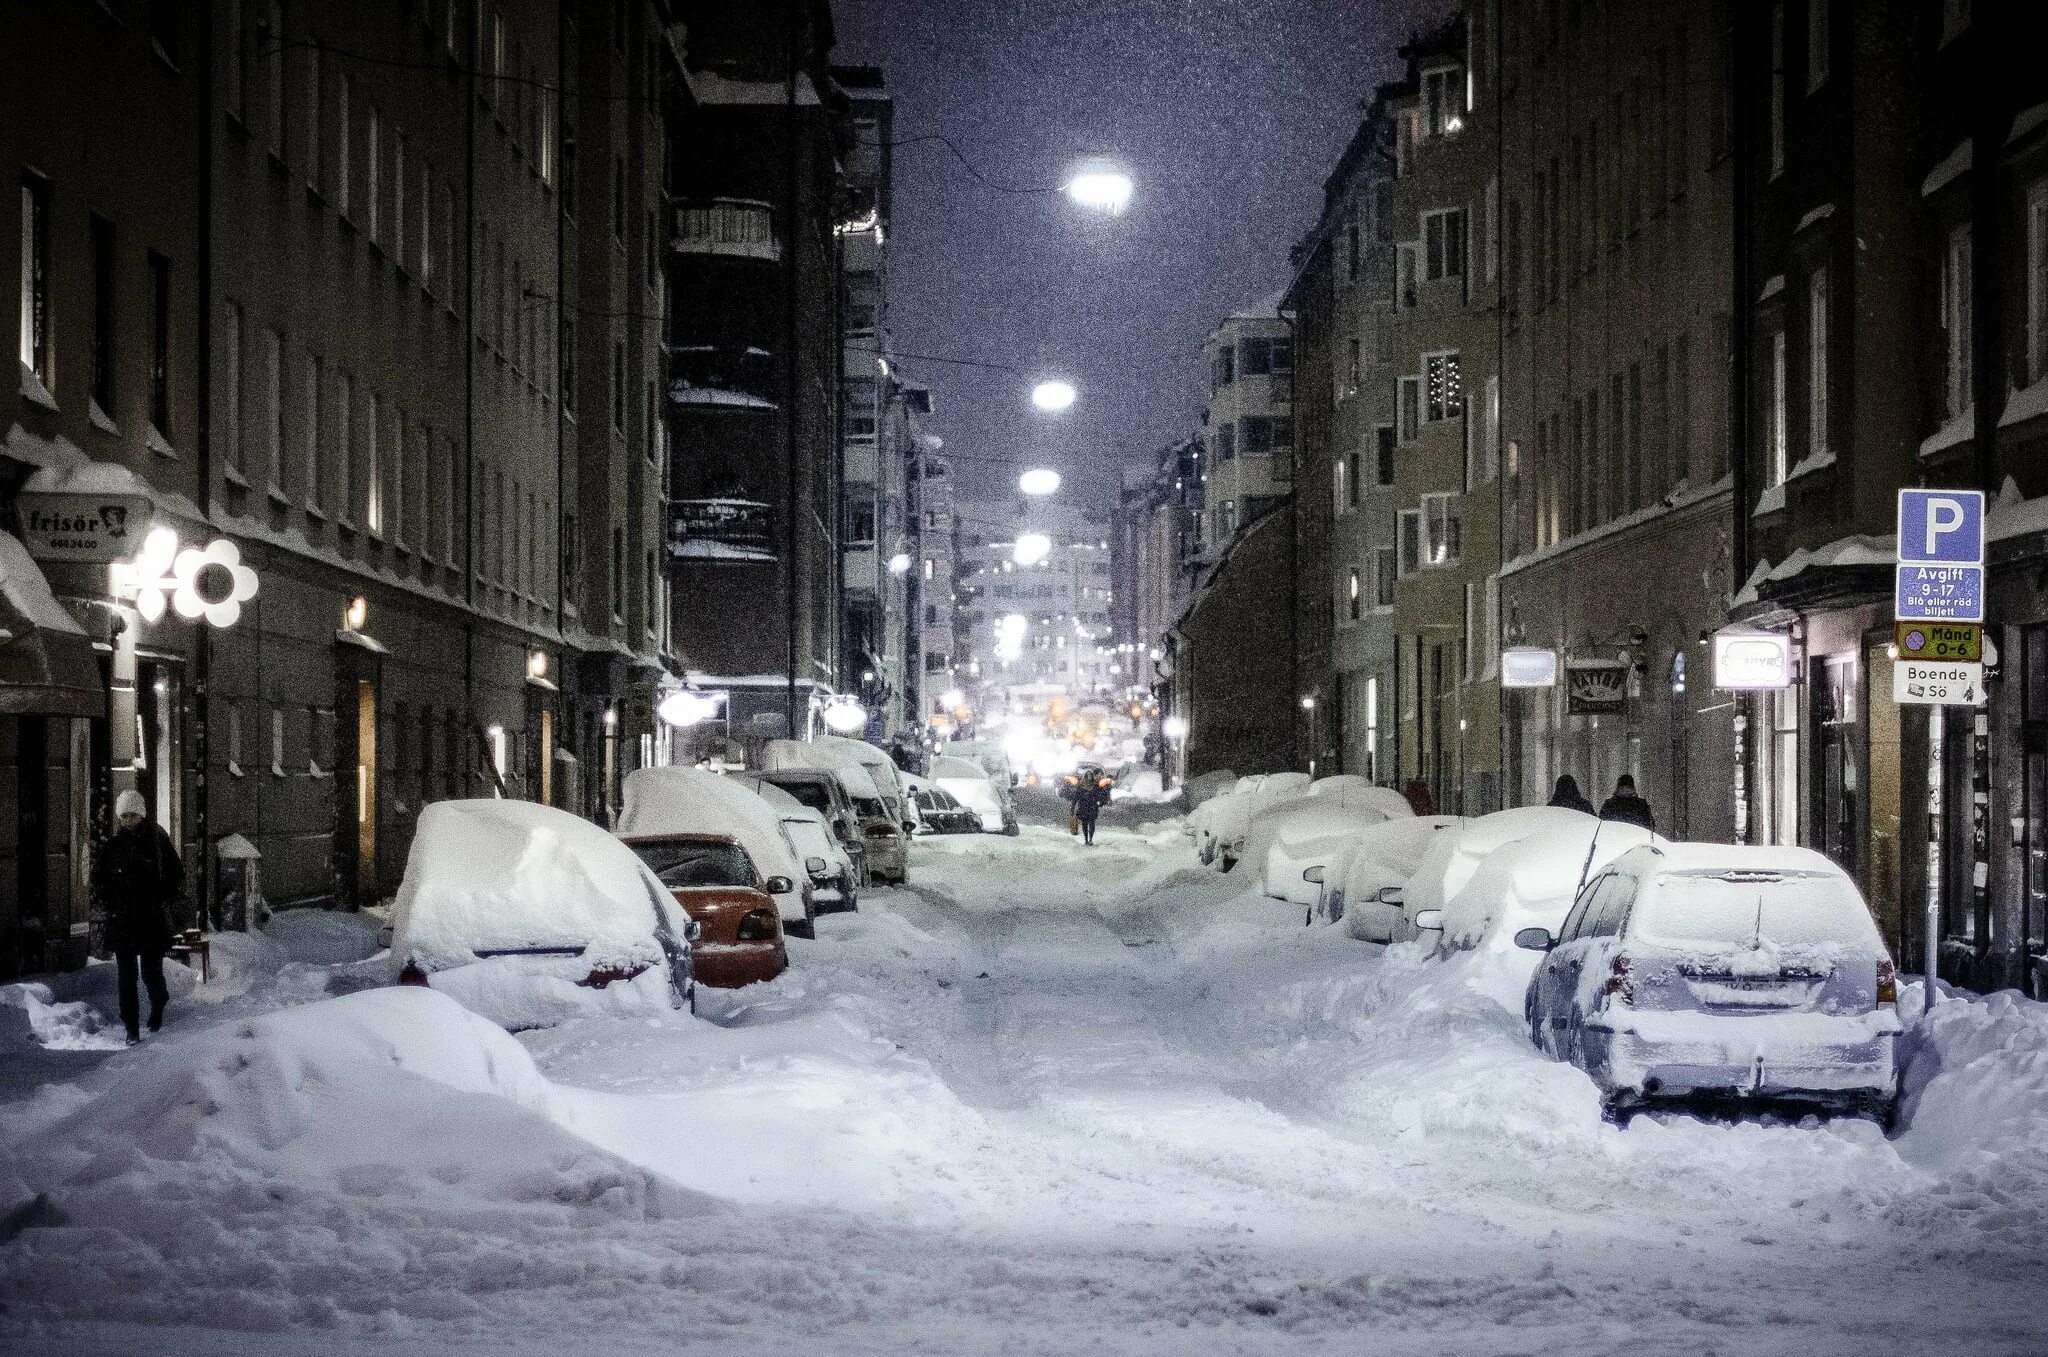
[685,918,704,943]
[764,875,794,895]
[1376,885,1405,905]
[804,856,828,877]
[1302,865,1326,884]
[1513,926,1555,952]
[1412,908,1445,932]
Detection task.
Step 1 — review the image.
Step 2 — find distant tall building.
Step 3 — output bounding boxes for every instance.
[1199,303,1294,551]
[953,501,1115,715]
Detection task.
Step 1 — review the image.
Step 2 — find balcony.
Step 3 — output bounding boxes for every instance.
[673,198,781,261]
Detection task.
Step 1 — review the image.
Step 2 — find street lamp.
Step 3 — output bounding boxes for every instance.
[1012,533,1052,566]
[1030,380,1077,412]
[1018,467,1062,497]
[886,551,912,575]
[1064,161,1133,216]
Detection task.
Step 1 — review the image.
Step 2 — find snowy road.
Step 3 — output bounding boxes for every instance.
[6,818,2048,1355]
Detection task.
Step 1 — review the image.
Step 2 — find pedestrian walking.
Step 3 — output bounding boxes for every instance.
[1071,768,1114,846]
[93,790,183,1044]
[1597,775,1657,833]
[1547,774,1595,815]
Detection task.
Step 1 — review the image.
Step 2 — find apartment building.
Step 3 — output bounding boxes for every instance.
[906,439,957,728]
[1384,12,1502,814]
[953,501,1115,712]
[665,0,845,754]
[1198,304,1293,551]
[1285,103,1400,780]
[1495,0,1737,841]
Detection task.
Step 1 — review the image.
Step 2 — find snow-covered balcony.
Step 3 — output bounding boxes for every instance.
[672,198,781,262]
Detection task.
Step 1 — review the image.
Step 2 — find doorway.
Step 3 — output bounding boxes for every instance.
[1814,654,1861,883]
[356,680,377,894]
[334,641,383,909]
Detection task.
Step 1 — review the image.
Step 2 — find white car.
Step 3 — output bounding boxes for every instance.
[388,800,698,1028]
[1250,791,1415,906]
[1318,816,1464,935]
[931,754,1016,834]
[618,767,821,938]
[1377,807,1597,943]
[1518,843,1902,1124]
[1209,772,1311,871]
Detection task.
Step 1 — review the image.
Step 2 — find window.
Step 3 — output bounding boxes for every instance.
[1423,351,1462,422]
[1345,336,1360,394]
[334,369,353,521]
[364,390,381,532]
[1769,4,1785,180]
[392,132,407,264]
[1345,217,1359,282]
[1943,223,1972,416]
[1465,578,1498,680]
[303,353,323,509]
[89,215,114,414]
[441,437,459,563]
[1398,377,1421,443]
[19,173,49,383]
[1212,422,1236,461]
[1346,568,1362,622]
[1398,509,1422,576]
[1423,66,1464,137]
[221,302,244,475]
[1808,267,1829,455]
[1238,336,1291,376]
[262,326,283,489]
[1396,242,1419,308]
[366,103,381,241]
[611,525,625,619]
[335,72,351,212]
[2028,181,2048,385]
[613,156,626,241]
[148,253,171,439]
[1768,331,1788,487]
[1807,0,1829,90]
[265,1,285,161]
[1423,208,1466,281]
[304,36,321,187]
[1483,177,1499,282]
[612,340,625,431]
[226,0,245,118]
[1242,416,1291,455]
[1346,448,1363,508]
[1376,425,1395,485]
[1422,492,1462,566]
[1374,546,1397,608]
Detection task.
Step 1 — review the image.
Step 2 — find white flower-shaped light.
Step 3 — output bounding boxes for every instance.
[170,539,259,628]
[821,697,868,733]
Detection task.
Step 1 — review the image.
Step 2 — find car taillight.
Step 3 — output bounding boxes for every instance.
[397,961,430,987]
[1875,958,1897,1006]
[1603,954,1634,1006]
[579,962,650,990]
[737,909,778,942]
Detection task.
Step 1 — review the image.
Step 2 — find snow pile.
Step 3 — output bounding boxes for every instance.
[1896,990,2048,1242]
[0,981,125,1051]
[0,988,718,1333]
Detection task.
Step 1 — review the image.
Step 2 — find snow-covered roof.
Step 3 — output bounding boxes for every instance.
[670,382,778,410]
[686,69,822,107]
[1922,140,1972,197]
[1617,841,1844,878]
[0,531,85,637]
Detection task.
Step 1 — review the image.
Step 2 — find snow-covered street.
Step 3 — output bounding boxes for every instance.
[6,818,2048,1356]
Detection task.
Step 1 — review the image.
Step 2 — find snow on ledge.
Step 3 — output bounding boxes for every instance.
[1922,140,1971,197]
[1919,406,1974,458]
[1498,475,1730,580]
[1757,273,1785,303]
[2000,377,2048,429]
[18,361,57,413]
[670,381,778,410]
[2010,100,2048,147]
[1794,203,1836,234]
[1752,480,1786,516]
[1731,533,1895,608]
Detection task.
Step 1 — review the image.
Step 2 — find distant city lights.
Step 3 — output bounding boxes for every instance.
[1012,532,1053,566]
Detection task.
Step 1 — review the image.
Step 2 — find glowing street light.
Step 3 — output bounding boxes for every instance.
[1030,380,1077,412]
[1018,467,1062,497]
[1162,715,1189,740]
[886,551,913,575]
[1064,162,1133,216]
[939,687,966,709]
[1012,532,1052,566]
[821,696,869,734]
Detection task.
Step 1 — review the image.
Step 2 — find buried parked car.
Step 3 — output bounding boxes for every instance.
[388,800,697,1026]
[1517,843,1902,1124]
[762,741,910,885]
[618,767,818,938]
[620,832,790,987]
[931,754,1018,834]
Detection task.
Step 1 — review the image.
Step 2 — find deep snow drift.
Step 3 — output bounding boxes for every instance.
[4,820,2048,1356]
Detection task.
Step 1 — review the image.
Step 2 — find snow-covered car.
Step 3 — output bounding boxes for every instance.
[389,800,697,1026]
[943,739,1017,790]
[1193,773,1310,870]
[904,773,980,834]
[763,741,909,884]
[1249,784,1415,905]
[759,787,858,913]
[742,766,869,884]
[1516,843,1902,1124]
[1307,815,1463,926]
[1436,815,1667,955]
[931,754,1017,834]
[621,833,789,988]
[1367,806,1599,944]
[618,767,819,938]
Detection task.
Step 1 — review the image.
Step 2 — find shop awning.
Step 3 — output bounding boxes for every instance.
[0,531,104,718]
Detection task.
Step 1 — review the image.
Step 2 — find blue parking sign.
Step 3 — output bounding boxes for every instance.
[1896,564,1984,623]
[1896,489,1984,565]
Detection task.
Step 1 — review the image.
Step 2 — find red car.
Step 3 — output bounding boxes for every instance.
[620,832,789,988]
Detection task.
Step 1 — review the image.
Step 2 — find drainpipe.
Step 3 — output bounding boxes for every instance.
[783,2,801,740]
[194,0,216,925]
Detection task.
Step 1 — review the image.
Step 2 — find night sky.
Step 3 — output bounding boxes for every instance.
[832,0,1420,509]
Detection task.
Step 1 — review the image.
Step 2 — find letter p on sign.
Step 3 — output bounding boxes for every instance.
[1897,488,1984,567]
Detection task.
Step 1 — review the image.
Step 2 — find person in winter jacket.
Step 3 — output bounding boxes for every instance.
[1547,775,1596,815]
[1597,775,1658,832]
[1067,767,1114,846]
[93,789,183,1044]
[1402,779,1437,817]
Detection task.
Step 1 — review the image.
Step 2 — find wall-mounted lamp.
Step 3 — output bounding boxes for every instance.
[344,596,368,631]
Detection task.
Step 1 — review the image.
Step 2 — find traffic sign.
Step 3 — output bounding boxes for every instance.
[1895,564,1984,622]
[1896,489,1984,565]
[1893,660,1985,706]
[1895,622,1982,662]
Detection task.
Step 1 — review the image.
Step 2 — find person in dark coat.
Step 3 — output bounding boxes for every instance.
[1402,779,1437,817]
[94,789,182,1044]
[1070,767,1114,846]
[1598,775,1657,832]
[1547,775,1596,815]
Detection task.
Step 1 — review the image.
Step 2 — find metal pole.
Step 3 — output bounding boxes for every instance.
[1924,883,1942,1009]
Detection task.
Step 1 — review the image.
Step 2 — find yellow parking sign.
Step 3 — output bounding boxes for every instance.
[1894,621,1982,662]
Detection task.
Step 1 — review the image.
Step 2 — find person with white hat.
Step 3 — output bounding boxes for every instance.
[92,789,184,1044]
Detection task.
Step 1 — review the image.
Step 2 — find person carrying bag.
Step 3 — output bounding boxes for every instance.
[93,789,183,1044]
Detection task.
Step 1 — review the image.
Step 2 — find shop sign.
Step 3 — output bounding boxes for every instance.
[1500,647,1559,689]
[1893,660,1985,706]
[1565,659,1628,715]
[1894,621,1981,663]
[665,498,776,563]
[1712,631,1793,690]
[16,492,155,562]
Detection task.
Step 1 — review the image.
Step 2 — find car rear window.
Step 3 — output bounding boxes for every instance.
[629,840,758,890]
[774,780,832,813]
[1630,871,1880,949]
